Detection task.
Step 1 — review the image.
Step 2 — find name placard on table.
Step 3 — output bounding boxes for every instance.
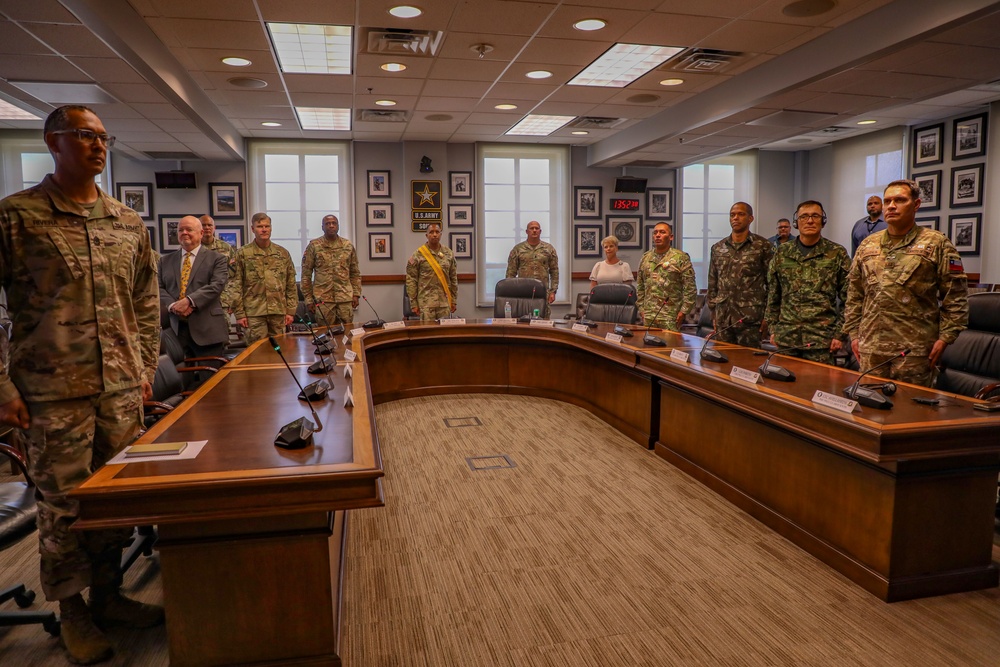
[350,327,366,337]
[730,366,761,384]
[383,321,406,330]
[669,349,690,364]
[605,333,623,344]
[343,349,358,362]
[572,323,590,333]
[439,318,466,326]
[812,390,858,414]
[529,319,555,328]
[491,318,517,325]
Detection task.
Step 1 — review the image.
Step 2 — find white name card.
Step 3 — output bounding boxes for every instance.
[342,335,350,346]
[343,386,354,407]
[730,366,761,384]
[670,349,691,364]
[812,390,858,414]
[492,318,517,325]
[350,327,366,337]
[605,333,624,344]
[383,320,406,330]
[344,364,353,378]
[344,349,358,362]
[572,323,590,333]
[439,318,466,326]
[530,319,555,327]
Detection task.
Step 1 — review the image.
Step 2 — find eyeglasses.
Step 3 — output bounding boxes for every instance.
[50,128,116,148]
[796,213,824,221]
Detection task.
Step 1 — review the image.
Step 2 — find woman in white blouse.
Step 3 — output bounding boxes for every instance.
[589,235,634,287]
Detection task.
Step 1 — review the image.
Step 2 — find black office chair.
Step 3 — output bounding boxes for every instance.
[584,284,637,325]
[936,292,1000,400]
[0,441,60,636]
[402,288,419,320]
[695,301,713,338]
[493,278,546,318]
[160,329,228,390]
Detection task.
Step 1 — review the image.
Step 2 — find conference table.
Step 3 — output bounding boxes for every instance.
[72,320,1000,666]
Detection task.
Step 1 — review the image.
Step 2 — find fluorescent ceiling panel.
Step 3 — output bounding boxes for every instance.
[505,114,575,136]
[267,23,352,75]
[295,106,351,130]
[569,44,685,88]
[8,82,119,104]
[0,98,42,120]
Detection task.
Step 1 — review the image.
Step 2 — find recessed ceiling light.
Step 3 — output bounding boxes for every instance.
[261,121,282,127]
[574,19,606,31]
[571,130,589,135]
[857,119,877,125]
[570,43,684,88]
[494,103,518,110]
[659,78,684,86]
[526,70,552,79]
[266,22,352,75]
[389,5,422,18]
[295,106,351,130]
[375,99,397,106]
[227,77,267,89]
[505,114,574,136]
[222,57,252,67]
[381,62,407,72]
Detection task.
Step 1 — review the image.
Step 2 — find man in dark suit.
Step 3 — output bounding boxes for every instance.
[159,215,230,357]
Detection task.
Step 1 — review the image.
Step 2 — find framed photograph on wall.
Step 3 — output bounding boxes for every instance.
[574,186,602,219]
[369,232,392,260]
[574,224,603,258]
[144,222,158,252]
[158,214,185,251]
[216,225,245,250]
[367,170,391,197]
[912,123,944,168]
[449,171,472,198]
[952,113,988,160]
[911,170,941,211]
[948,213,980,255]
[366,202,393,226]
[915,217,938,231]
[606,214,642,249]
[950,163,983,207]
[208,182,243,219]
[448,203,473,227]
[646,187,673,220]
[450,232,473,259]
[116,182,153,220]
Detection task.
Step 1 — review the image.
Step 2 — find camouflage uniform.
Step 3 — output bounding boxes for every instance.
[708,233,773,348]
[406,244,457,321]
[203,236,237,310]
[505,241,559,317]
[301,235,361,326]
[636,248,697,332]
[231,241,298,344]
[765,238,850,366]
[0,175,158,600]
[844,226,968,387]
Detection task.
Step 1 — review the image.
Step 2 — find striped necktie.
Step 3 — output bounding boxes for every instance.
[179,252,192,299]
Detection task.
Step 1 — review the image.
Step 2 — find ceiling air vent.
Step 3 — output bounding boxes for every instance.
[569,116,626,130]
[363,28,443,57]
[357,109,409,122]
[669,48,744,73]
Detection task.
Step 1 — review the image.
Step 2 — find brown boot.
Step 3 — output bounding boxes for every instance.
[88,590,165,629]
[59,593,114,665]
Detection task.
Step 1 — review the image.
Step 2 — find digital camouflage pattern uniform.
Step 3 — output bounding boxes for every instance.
[708,233,773,348]
[844,226,968,387]
[231,241,298,344]
[765,238,851,366]
[0,175,158,600]
[203,236,237,310]
[505,240,559,318]
[406,244,457,321]
[301,235,361,326]
[636,247,697,331]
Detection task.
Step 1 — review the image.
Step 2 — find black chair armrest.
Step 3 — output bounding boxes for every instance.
[0,442,30,481]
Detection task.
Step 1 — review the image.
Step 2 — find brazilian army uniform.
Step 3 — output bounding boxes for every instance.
[0,175,159,601]
[844,226,968,387]
[636,247,697,332]
[765,237,851,366]
[231,241,298,344]
[203,236,237,310]
[708,233,773,348]
[301,235,361,326]
[406,244,457,321]
[505,240,559,318]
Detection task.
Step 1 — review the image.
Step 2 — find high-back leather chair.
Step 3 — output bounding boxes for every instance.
[584,284,637,324]
[937,292,1000,399]
[493,278,546,318]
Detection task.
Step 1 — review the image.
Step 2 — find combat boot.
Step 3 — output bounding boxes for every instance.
[88,589,165,629]
[59,593,113,665]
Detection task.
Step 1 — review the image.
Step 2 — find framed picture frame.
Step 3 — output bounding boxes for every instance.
[366,202,393,226]
[915,216,938,231]
[912,123,944,168]
[574,224,603,258]
[645,225,657,251]
[948,213,981,256]
[606,214,642,249]
[144,222,158,253]
[367,170,390,198]
[208,182,243,219]
[646,187,673,220]
[449,232,473,259]
[950,163,983,207]
[448,203,473,227]
[574,186,602,219]
[368,232,392,260]
[116,182,153,220]
[216,225,245,250]
[911,170,941,211]
[449,171,472,198]
[158,214,185,251]
[952,113,988,160]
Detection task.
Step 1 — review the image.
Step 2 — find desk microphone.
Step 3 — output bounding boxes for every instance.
[700,317,744,363]
[844,349,909,409]
[267,336,325,449]
[610,286,638,337]
[297,314,333,355]
[361,295,385,328]
[641,297,669,347]
[301,313,337,375]
[518,284,540,323]
[756,342,813,382]
[312,301,345,337]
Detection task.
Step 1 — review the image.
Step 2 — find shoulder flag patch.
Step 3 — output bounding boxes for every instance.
[949,257,964,273]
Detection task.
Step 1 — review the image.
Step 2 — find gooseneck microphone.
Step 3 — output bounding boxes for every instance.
[298,314,333,356]
[641,297,670,346]
[312,301,345,337]
[361,295,385,328]
[844,349,910,409]
[755,342,814,382]
[699,317,745,363]
[518,285,539,323]
[267,336,325,449]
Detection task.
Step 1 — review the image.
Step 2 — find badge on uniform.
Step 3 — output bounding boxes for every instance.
[949,257,964,273]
